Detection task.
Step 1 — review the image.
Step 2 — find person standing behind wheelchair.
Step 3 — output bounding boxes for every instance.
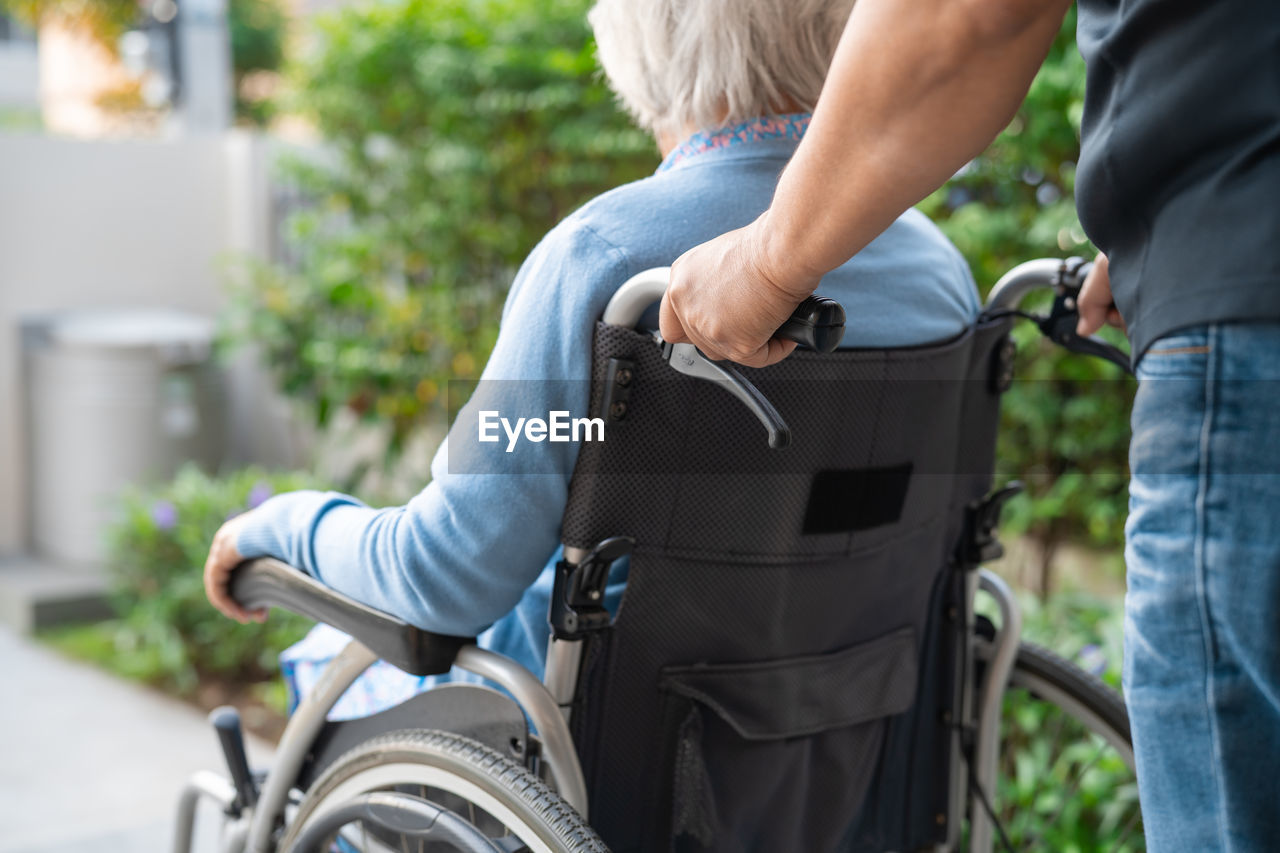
[661,0,1280,850]
[202,0,980,720]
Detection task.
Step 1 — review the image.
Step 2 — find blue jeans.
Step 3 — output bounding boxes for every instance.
[1126,323,1280,851]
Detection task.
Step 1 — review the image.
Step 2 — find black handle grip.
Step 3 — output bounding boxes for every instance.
[210,706,257,809]
[774,295,846,353]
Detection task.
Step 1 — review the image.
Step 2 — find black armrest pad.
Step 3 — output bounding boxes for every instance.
[228,558,472,676]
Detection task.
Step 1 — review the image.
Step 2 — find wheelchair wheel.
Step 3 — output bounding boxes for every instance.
[280,729,607,853]
[976,639,1144,852]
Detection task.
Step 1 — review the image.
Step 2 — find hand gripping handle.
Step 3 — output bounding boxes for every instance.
[602,268,847,450]
[601,267,846,352]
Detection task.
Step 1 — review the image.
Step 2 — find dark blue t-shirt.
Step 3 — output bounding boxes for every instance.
[1075,0,1280,360]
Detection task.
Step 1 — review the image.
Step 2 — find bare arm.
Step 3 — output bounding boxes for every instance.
[659,0,1072,366]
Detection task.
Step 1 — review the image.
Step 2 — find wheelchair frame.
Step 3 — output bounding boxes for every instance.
[173,257,1124,853]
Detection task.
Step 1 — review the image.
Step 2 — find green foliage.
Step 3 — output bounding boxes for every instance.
[229,0,286,77]
[920,9,1135,567]
[229,0,288,125]
[74,466,324,695]
[223,0,657,457]
[998,695,1143,852]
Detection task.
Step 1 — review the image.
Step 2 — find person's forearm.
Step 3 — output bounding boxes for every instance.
[761,0,1070,287]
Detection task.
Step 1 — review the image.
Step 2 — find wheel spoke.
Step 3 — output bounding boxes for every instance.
[418,785,428,853]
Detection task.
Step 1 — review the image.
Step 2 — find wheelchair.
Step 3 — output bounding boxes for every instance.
[174,258,1139,853]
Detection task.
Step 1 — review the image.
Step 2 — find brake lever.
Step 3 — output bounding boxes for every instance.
[651,332,792,449]
[1039,311,1133,373]
[1037,262,1132,374]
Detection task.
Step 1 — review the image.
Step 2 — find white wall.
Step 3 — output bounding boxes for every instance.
[0,130,303,556]
[0,43,39,107]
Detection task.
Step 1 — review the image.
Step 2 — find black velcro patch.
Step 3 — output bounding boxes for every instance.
[802,464,914,534]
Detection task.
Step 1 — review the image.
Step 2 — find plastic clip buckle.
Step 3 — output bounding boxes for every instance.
[960,481,1024,566]
[550,536,634,640]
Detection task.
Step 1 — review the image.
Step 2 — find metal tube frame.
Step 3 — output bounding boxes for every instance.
[984,258,1067,312]
[176,637,590,853]
[942,569,980,850]
[603,257,1066,326]
[171,640,378,853]
[544,638,584,713]
[967,569,1023,853]
[173,769,238,853]
[960,260,1059,849]
[601,267,669,328]
[247,639,379,852]
[454,646,589,816]
[544,545,590,717]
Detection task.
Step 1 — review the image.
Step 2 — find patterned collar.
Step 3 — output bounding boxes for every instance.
[658,112,812,172]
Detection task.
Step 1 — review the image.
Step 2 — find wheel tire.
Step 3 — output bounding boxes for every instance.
[1010,641,1131,760]
[280,729,608,853]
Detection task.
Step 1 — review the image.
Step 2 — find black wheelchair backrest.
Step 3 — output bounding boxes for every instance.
[559,315,1011,852]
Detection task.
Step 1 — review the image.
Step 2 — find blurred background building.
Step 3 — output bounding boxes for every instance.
[0,13,38,116]
[0,0,328,629]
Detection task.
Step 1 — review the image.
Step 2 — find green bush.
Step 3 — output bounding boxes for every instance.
[919,9,1136,581]
[223,0,657,459]
[230,0,286,78]
[65,466,323,695]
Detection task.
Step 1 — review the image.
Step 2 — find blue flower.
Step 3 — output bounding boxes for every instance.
[1077,643,1108,677]
[150,500,178,531]
[247,482,274,509]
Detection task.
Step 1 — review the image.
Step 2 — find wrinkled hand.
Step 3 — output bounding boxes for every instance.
[1076,253,1126,336]
[203,511,267,624]
[660,219,819,367]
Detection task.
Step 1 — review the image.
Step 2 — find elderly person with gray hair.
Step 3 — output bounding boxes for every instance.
[202,0,979,717]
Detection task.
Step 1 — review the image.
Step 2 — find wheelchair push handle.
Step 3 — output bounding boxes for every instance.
[602,268,846,451]
[601,266,846,352]
[983,256,1132,374]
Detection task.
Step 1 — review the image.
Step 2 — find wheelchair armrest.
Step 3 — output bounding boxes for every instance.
[228,558,473,676]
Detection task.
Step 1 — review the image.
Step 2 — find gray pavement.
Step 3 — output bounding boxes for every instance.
[0,625,273,852]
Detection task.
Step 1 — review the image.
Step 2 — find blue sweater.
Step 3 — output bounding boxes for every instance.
[237,131,979,681]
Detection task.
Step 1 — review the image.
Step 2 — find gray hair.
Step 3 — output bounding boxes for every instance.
[588,0,855,139]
